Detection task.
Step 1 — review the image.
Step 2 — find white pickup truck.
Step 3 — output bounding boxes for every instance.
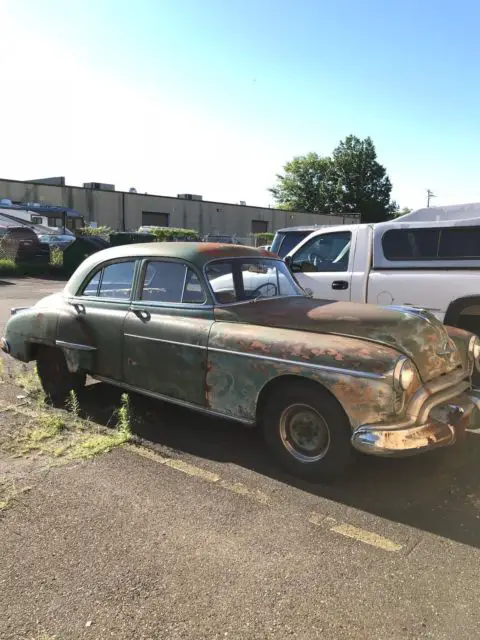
[284,209,480,343]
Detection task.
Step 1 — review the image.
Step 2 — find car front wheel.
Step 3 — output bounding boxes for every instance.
[261,382,355,481]
[36,346,86,403]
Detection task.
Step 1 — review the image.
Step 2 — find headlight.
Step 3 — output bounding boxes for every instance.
[393,358,417,391]
[469,335,480,360]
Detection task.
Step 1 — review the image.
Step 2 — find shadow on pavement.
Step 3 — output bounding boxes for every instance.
[77,381,480,549]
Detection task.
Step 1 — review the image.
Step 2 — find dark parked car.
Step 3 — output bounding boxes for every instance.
[0,225,50,264]
[2,242,480,480]
[270,226,325,258]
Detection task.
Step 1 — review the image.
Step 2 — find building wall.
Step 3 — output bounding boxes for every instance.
[0,178,353,238]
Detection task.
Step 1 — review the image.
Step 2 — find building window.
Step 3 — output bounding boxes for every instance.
[382,227,480,261]
[251,219,268,234]
[142,211,169,227]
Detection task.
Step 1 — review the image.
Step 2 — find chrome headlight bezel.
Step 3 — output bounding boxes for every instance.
[468,335,480,359]
[393,357,417,392]
[468,335,480,371]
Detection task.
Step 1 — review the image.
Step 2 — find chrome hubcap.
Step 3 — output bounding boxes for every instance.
[279,403,331,463]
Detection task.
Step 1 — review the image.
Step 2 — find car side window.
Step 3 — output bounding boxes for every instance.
[141,260,206,304]
[80,261,135,299]
[82,270,101,296]
[291,232,351,273]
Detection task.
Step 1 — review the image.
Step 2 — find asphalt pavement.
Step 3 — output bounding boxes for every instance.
[1,276,479,640]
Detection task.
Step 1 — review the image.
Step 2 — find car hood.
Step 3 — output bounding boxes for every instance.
[214,297,462,383]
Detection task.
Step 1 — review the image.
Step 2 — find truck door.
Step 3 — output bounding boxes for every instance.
[288,230,354,301]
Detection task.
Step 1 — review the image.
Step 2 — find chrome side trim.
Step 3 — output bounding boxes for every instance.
[124,334,207,350]
[56,340,97,352]
[207,346,387,380]
[92,376,256,425]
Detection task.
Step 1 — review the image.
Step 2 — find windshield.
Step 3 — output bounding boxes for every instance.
[205,257,304,304]
[271,231,313,257]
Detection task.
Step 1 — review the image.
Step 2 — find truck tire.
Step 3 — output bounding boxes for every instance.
[261,381,355,481]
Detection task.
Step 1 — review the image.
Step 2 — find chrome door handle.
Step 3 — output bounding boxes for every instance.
[72,303,85,314]
[134,309,151,321]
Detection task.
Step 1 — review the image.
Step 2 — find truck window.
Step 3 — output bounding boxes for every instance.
[271,231,312,257]
[291,232,351,272]
[382,226,480,261]
[438,227,480,259]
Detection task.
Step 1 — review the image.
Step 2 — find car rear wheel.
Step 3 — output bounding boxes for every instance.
[261,382,354,481]
[36,346,86,403]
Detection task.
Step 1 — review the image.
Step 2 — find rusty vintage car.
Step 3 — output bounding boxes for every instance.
[2,243,480,479]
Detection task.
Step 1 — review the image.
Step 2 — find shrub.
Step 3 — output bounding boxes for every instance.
[254,232,275,245]
[142,227,199,242]
[77,225,112,237]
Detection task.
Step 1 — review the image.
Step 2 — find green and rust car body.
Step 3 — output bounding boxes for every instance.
[2,242,480,459]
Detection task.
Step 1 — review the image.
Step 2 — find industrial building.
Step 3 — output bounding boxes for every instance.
[0,177,357,241]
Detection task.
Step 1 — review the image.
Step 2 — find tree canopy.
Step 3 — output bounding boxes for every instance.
[269,135,399,223]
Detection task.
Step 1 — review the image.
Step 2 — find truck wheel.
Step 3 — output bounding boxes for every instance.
[456,315,480,388]
[36,346,86,403]
[261,381,355,481]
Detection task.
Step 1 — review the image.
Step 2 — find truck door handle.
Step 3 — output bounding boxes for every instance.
[331,280,348,290]
[134,309,151,321]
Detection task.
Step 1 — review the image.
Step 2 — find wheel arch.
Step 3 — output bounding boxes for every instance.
[444,296,480,329]
[255,374,349,425]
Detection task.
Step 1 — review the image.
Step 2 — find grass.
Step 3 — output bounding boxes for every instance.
[50,247,63,267]
[67,393,132,460]
[66,389,80,419]
[0,356,4,381]
[0,476,32,512]
[0,258,17,276]
[0,252,66,277]
[15,365,42,395]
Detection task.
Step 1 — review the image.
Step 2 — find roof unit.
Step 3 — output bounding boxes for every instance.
[83,182,115,191]
[177,193,203,201]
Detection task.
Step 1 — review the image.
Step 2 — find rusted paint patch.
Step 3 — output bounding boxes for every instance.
[214,298,463,383]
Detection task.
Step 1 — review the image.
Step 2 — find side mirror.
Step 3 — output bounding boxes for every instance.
[284,255,292,268]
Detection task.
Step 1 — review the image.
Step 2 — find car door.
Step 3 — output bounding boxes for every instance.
[56,259,138,380]
[123,258,213,407]
[288,230,354,301]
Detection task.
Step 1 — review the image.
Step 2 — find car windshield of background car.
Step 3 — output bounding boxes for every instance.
[205,258,303,304]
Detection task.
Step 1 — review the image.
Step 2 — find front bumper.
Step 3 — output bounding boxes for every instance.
[351,371,480,457]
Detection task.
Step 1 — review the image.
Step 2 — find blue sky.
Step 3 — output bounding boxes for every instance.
[2,0,480,209]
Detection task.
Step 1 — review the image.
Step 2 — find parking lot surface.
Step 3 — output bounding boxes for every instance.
[1,276,479,639]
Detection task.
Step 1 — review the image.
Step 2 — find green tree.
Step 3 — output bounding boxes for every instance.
[331,135,397,222]
[269,152,340,213]
[270,135,397,222]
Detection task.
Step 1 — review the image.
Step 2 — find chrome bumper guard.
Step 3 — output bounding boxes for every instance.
[352,369,480,457]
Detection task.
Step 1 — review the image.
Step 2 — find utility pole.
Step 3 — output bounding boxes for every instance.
[427,189,436,207]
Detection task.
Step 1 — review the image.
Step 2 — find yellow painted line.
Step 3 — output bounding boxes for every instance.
[330,523,403,552]
[220,480,269,505]
[308,512,337,527]
[165,457,221,483]
[126,444,268,504]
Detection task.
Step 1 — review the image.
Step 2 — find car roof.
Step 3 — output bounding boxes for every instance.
[65,242,278,294]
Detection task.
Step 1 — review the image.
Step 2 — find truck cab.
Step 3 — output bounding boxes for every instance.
[285,218,480,328]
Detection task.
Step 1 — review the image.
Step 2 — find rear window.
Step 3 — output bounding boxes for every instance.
[271,231,312,257]
[382,227,480,261]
